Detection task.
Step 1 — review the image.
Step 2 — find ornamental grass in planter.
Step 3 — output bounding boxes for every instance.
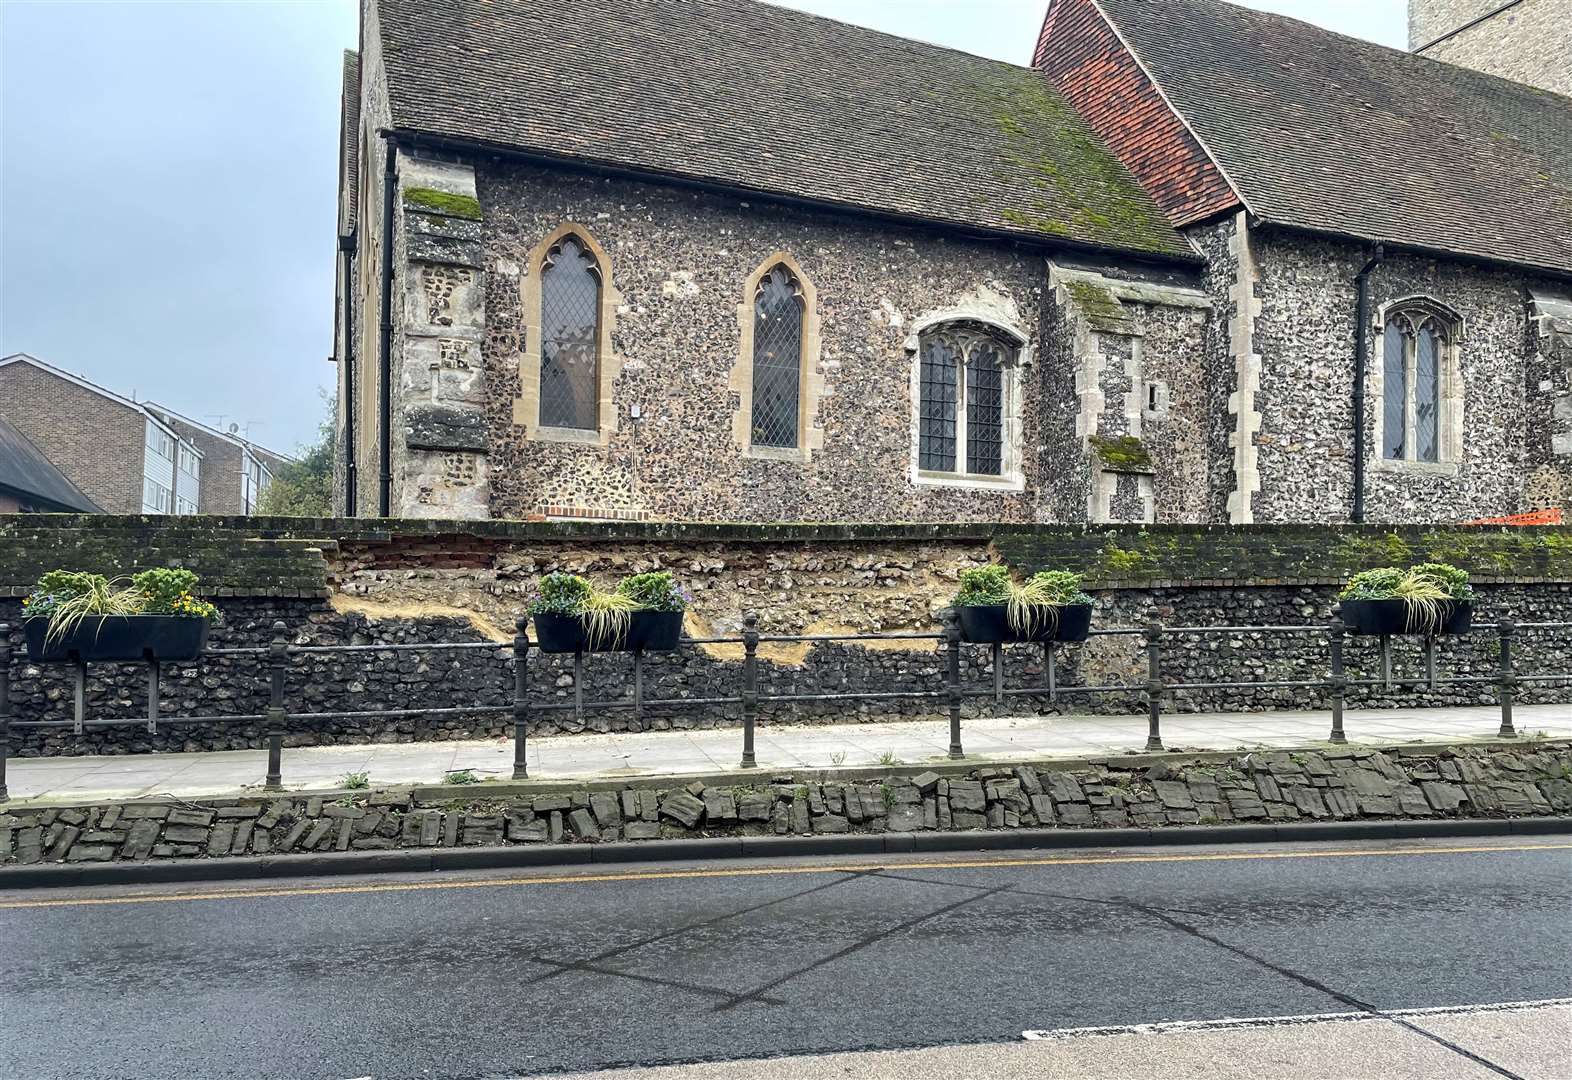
[21,568,220,662]
[1338,562,1474,637]
[953,565,1095,644]
[528,570,691,653]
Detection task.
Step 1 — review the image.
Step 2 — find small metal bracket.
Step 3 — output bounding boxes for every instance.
[1380,635,1393,689]
[1045,641,1057,704]
[73,660,87,735]
[573,648,584,723]
[147,659,161,735]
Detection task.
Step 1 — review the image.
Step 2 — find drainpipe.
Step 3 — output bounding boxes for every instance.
[377,133,397,518]
[1352,244,1384,523]
[339,231,358,516]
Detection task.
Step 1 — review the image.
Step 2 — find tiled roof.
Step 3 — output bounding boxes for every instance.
[0,414,101,513]
[340,50,360,236]
[1095,0,1572,274]
[372,0,1191,259]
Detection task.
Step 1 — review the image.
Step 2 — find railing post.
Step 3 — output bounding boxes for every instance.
[1496,617,1517,740]
[513,616,530,779]
[1143,619,1164,752]
[944,608,964,759]
[0,623,11,803]
[1327,609,1348,745]
[740,611,758,768]
[264,621,287,791]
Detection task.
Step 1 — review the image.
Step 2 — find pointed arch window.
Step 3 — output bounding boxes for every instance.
[539,235,601,432]
[917,323,1015,477]
[750,265,804,449]
[1380,303,1458,465]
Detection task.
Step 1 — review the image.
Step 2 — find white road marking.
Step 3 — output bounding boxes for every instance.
[1021,997,1572,1040]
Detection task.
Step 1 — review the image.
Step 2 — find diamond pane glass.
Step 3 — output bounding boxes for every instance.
[1382,319,1406,460]
[1416,325,1440,462]
[918,334,958,471]
[750,267,803,449]
[966,341,1003,476]
[539,237,600,431]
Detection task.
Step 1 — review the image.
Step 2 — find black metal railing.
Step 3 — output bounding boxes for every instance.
[0,611,1568,802]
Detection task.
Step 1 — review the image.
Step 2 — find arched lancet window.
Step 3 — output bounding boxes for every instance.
[538,235,601,432]
[750,265,804,449]
[918,323,1015,477]
[1380,303,1456,465]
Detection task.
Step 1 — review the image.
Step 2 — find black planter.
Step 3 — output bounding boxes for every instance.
[628,610,684,651]
[532,611,686,653]
[23,615,210,663]
[1339,598,1473,637]
[957,603,1094,644]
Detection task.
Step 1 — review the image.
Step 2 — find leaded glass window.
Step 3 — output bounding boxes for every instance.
[750,266,803,449]
[1416,326,1439,463]
[539,236,601,431]
[1380,304,1455,465]
[966,339,1004,476]
[1382,320,1406,460]
[918,323,1014,477]
[918,333,959,472]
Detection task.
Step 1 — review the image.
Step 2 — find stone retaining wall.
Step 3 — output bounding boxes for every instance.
[3,517,1570,755]
[3,743,1567,869]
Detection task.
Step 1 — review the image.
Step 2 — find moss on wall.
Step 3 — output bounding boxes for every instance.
[403,187,482,221]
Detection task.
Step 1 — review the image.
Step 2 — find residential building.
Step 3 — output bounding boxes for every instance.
[0,415,100,513]
[141,404,292,515]
[0,354,290,516]
[330,0,1571,525]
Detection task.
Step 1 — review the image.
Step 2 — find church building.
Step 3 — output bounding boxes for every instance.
[331,0,1572,525]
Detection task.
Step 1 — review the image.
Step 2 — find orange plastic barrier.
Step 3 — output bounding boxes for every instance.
[1462,508,1563,526]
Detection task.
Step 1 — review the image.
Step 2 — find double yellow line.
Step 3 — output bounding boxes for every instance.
[2,841,1566,910]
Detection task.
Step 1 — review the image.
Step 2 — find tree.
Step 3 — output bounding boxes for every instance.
[257,393,334,516]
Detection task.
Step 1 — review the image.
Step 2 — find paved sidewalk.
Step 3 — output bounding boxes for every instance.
[5,703,1567,804]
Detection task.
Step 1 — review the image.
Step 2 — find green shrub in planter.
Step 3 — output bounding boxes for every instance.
[952,566,1095,644]
[1338,561,1473,636]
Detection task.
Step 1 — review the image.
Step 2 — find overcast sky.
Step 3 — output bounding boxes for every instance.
[0,0,1407,454]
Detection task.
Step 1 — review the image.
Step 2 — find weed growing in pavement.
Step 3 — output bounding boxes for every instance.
[830,750,847,766]
[880,783,896,809]
[332,796,356,808]
[341,772,370,790]
[878,750,901,766]
[444,769,479,785]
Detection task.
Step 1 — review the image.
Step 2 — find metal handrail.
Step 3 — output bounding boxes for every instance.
[0,607,1567,801]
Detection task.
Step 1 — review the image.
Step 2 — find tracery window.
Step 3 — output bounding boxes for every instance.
[1380,304,1457,464]
[750,265,804,449]
[917,323,1014,477]
[538,235,601,432]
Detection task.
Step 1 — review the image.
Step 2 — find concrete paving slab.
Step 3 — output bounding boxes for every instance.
[3,702,1567,804]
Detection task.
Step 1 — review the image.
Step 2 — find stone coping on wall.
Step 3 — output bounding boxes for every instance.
[4,514,1570,595]
[4,742,1566,877]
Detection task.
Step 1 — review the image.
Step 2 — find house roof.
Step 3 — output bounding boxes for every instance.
[339,50,361,238]
[0,414,101,513]
[0,353,197,454]
[142,402,294,466]
[372,0,1191,260]
[1093,0,1572,275]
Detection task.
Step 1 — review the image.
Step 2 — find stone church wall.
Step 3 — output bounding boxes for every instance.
[475,161,1069,523]
[1249,230,1560,523]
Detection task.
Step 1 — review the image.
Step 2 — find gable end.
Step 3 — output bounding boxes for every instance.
[1034,0,1240,226]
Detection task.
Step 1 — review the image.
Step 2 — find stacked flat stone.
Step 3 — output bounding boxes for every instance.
[3,745,1567,867]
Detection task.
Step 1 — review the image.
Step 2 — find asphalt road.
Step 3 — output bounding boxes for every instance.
[1,837,1568,1080]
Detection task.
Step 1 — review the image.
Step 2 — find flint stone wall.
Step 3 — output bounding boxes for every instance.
[3,516,1570,756]
[3,743,1567,869]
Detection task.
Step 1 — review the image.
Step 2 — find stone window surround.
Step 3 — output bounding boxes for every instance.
[905,308,1031,493]
[728,252,825,463]
[511,222,626,448]
[1371,295,1465,478]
